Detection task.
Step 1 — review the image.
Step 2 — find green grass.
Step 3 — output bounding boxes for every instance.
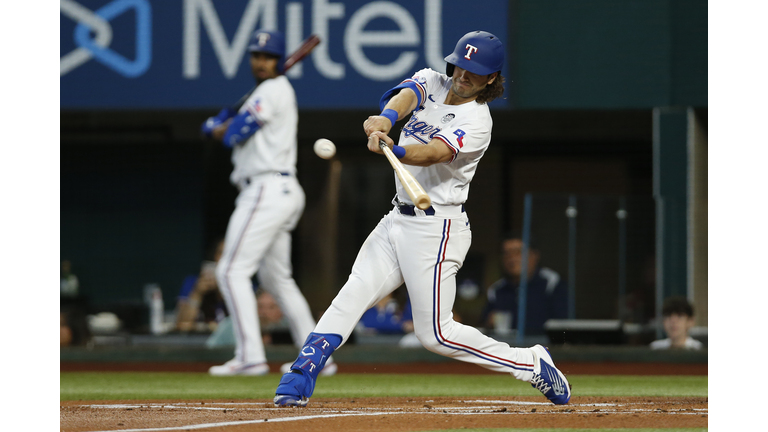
[60,373,707,401]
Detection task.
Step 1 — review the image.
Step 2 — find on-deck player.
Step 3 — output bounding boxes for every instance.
[200,29,335,376]
[274,30,570,406]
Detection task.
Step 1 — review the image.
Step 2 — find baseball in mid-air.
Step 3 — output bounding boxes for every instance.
[313,138,336,159]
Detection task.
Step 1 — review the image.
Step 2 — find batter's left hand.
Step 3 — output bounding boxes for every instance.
[367,131,393,153]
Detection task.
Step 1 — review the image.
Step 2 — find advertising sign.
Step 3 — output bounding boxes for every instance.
[60,0,508,108]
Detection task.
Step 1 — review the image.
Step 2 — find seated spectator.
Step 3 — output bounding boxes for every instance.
[650,296,704,350]
[257,290,292,344]
[481,232,568,335]
[60,312,73,346]
[357,291,414,335]
[175,238,227,332]
[60,260,79,298]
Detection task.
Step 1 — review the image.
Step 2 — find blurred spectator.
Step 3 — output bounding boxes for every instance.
[257,290,291,344]
[60,259,90,346]
[60,312,73,346]
[480,232,568,335]
[650,296,704,350]
[60,260,79,298]
[175,238,227,332]
[357,290,414,335]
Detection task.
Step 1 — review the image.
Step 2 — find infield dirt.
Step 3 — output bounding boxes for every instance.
[60,396,707,431]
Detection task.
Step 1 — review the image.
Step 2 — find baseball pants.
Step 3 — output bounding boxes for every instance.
[315,208,536,381]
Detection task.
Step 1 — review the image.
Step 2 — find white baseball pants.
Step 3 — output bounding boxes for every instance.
[315,208,535,382]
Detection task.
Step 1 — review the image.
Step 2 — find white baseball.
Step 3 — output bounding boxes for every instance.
[313,138,336,159]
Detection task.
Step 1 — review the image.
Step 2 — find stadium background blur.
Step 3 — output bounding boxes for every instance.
[60,0,707,346]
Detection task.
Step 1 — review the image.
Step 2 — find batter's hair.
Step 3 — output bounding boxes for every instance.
[661,296,694,318]
[476,73,505,104]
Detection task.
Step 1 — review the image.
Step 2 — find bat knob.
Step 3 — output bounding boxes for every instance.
[415,196,432,211]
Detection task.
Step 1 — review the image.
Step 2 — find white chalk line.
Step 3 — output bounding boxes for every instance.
[79,411,412,432]
[70,400,708,432]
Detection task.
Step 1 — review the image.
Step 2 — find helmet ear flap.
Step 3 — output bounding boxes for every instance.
[446,63,455,77]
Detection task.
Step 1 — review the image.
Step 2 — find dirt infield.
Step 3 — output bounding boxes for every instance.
[60,396,708,431]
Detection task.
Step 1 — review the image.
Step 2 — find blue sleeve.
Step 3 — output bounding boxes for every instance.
[222,110,262,148]
[359,308,405,333]
[378,79,424,111]
[178,275,199,299]
[402,299,412,322]
[359,308,380,329]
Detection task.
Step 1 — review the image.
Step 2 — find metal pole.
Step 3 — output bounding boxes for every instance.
[566,195,578,319]
[655,198,665,340]
[516,193,533,345]
[617,196,627,321]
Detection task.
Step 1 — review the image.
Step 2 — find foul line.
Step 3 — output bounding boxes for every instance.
[83,411,411,432]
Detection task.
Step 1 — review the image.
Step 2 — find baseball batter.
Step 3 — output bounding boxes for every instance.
[200,29,335,376]
[275,31,570,406]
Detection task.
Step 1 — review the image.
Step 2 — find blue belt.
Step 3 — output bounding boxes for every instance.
[398,204,465,216]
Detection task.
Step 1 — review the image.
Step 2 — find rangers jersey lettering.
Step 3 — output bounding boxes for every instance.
[388,68,493,206]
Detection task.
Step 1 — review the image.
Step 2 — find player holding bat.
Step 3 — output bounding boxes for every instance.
[201,29,335,376]
[275,31,571,406]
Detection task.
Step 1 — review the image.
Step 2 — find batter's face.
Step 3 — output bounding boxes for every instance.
[250,52,280,82]
[450,66,497,102]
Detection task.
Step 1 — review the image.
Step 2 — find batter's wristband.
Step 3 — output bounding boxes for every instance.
[391,145,406,159]
[380,109,399,127]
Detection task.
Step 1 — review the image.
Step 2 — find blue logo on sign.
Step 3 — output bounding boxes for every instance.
[62,0,152,78]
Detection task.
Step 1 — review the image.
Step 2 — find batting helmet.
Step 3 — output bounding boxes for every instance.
[444,31,504,77]
[248,30,286,71]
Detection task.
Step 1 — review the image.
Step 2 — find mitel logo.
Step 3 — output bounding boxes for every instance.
[60,0,152,77]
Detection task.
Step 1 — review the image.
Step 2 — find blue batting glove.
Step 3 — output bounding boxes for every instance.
[201,107,237,138]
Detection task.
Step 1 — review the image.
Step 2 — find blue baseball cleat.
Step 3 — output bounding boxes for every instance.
[530,344,572,405]
[274,332,342,407]
[274,370,313,407]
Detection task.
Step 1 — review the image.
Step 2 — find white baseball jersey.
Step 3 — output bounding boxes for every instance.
[394,68,493,206]
[230,75,298,185]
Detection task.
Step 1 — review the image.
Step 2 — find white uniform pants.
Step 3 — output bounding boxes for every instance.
[316,208,535,381]
[216,175,317,364]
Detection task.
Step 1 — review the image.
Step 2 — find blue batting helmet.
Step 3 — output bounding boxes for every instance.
[444,31,504,77]
[248,30,286,71]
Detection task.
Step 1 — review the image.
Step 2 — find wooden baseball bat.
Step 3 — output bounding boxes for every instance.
[379,142,432,210]
[233,34,321,110]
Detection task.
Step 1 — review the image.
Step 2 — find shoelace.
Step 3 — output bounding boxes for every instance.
[530,373,551,394]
